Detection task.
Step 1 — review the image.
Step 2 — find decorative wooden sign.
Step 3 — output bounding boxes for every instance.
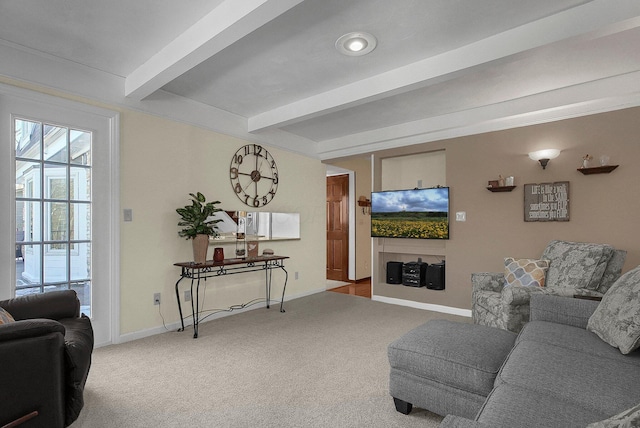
[524,182,570,222]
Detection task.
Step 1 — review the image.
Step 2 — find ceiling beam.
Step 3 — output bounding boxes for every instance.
[125,0,304,100]
[317,71,640,160]
[248,0,640,133]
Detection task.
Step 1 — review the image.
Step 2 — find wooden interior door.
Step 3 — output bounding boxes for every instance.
[326,175,349,281]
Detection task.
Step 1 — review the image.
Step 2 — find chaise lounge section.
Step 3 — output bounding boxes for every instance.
[389,265,640,427]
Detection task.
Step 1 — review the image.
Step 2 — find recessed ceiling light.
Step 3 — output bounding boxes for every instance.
[335,32,377,56]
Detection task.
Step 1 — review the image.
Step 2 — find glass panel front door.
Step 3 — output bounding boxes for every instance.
[14,118,92,315]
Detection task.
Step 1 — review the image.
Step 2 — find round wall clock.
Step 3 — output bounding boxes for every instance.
[229,144,279,207]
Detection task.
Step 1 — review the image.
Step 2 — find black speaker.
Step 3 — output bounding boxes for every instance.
[386,261,403,284]
[425,262,445,290]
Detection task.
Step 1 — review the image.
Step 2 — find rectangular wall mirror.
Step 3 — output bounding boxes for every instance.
[209,211,300,242]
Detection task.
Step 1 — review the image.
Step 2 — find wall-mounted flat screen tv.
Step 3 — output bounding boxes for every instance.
[371,187,449,239]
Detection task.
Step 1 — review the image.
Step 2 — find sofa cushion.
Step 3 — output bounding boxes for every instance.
[587,265,640,354]
[587,402,640,428]
[496,339,640,419]
[518,321,640,366]
[504,258,549,288]
[0,307,15,324]
[541,240,614,290]
[0,290,80,321]
[477,383,607,428]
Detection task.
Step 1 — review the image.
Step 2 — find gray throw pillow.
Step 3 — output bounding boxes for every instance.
[542,240,614,290]
[587,266,640,354]
[586,402,640,428]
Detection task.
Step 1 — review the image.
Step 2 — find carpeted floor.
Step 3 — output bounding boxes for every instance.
[71,291,468,427]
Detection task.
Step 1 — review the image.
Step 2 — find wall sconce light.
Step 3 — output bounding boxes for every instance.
[528,149,560,170]
[357,196,371,215]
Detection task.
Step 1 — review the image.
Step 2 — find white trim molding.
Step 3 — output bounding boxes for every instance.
[372,294,472,318]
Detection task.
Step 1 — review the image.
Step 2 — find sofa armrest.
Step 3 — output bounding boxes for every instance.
[60,315,94,426]
[500,285,546,305]
[0,319,65,343]
[0,290,79,321]
[471,273,505,293]
[529,294,599,329]
[439,415,490,428]
[0,324,66,428]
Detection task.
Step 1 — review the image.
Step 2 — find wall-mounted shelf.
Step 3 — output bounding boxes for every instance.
[358,197,371,214]
[577,165,619,175]
[486,186,516,192]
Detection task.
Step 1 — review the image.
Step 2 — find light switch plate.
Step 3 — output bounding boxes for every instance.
[123,209,133,222]
[456,211,466,222]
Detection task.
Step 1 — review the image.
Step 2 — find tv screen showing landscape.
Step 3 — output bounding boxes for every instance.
[371,187,449,239]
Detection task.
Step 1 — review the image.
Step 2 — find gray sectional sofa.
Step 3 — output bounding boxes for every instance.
[389,288,640,427]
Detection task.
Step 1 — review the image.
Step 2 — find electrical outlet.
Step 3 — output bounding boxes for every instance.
[154,293,161,305]
[295,272,299,280]
[184,290,191,301]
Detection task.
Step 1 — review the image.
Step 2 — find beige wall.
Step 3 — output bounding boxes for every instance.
[2,77,327,337]
[119,111,327,334]
[381,151,446,190]
[369,107,640,310]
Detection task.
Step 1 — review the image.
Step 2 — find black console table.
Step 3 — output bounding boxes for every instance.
[174,255,289,338]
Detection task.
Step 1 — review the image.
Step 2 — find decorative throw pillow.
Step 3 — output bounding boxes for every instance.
[587,265,640,354]
[598,250,627,294]
[0,306,15,324]
[541,240,614,290]
[586,402,640,428]
[504,258,550,288]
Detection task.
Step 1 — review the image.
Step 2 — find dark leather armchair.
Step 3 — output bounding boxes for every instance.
[0,290,94,428]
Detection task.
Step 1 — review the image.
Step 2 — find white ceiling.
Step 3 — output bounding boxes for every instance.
[1,0,640,160]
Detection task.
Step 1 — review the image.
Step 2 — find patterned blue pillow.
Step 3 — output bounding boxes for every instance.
[504,258,550,288]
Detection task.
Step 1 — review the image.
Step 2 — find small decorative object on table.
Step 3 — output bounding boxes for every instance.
[581,154,593,169]
[213,247,224,262]
[262,248,275,256]
[247,241,259,258]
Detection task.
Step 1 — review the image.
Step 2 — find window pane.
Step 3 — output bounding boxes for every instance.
[44,124,68,162]
[16,161,41,199]
[17,200,41,242]
[15,119,41,160]
[15,286,43,298]
[20,244,42,284]
[71,243,90,281]
[70,166,90,201]
[45,202,68,244]
[72,281,91,317]
[44,165,68,200]
[44,284,69,293]
[70,129,91,166]
[44,243,68,283]
[71,203,91,240]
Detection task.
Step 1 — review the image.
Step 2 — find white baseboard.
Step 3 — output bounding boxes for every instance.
[113,286,327,345]
[372,295,472,318]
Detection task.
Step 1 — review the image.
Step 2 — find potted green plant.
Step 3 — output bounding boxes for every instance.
[176,192,222,264]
